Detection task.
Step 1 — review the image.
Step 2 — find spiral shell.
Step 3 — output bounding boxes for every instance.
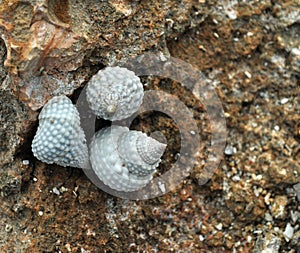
[31,95,89,168]
[89,126,166,192]
[86,67,144,120]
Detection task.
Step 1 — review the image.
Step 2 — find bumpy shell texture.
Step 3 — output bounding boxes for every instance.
[89,126,166,192]
[86,67,144,120]
[32,95,89,168]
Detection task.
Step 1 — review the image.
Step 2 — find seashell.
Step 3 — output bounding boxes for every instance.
[31,95,89,168]
[89,126,166,192]
[86,66,144,120]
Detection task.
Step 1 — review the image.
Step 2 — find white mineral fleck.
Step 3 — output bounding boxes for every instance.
[158,181,166,193]
[264,212,273,222]
[283,223,294,242]
[52,187,60,195]
[231,175,240,182]
[22,160,29,165]
[274,125,280,131]
[280,98,289,104]
[293,183,300,202]
[262,249,273,253]
[199,235,205,241]
[215,223,223,230]
[60,186,68,193]
[244,71,252,78]
[290,210,300,223]
[224,145,237,155]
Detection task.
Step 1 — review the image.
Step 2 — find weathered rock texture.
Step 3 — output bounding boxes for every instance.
[0,0,209,110]
[0,0,299,252]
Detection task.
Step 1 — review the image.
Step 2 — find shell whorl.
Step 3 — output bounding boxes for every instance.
[31,95,89,168]
[86,66,144,121]
[89,126,166,192]
[117,130,166,176]
[136,135,166,165]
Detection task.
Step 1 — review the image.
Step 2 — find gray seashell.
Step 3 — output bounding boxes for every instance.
[86,66,144,120]
[89,126,166,192]
[31,95,89,168]
[136,135,166,165]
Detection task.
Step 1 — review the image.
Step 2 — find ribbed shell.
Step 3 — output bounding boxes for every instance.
[86,66,144,120]
[31,95,89,168]
[89,126,166,192]
[117,130,166,177]
[136,135,166,165]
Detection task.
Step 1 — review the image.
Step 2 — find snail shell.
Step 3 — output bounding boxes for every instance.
[89,126,166,192]
[31,95,89,168]
[86,66,144,120]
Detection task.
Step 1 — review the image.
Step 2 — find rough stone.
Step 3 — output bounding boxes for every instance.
[0,0,210,110]
[0,1,300,252]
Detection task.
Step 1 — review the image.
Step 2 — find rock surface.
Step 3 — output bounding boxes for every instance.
[0,0,299,252]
